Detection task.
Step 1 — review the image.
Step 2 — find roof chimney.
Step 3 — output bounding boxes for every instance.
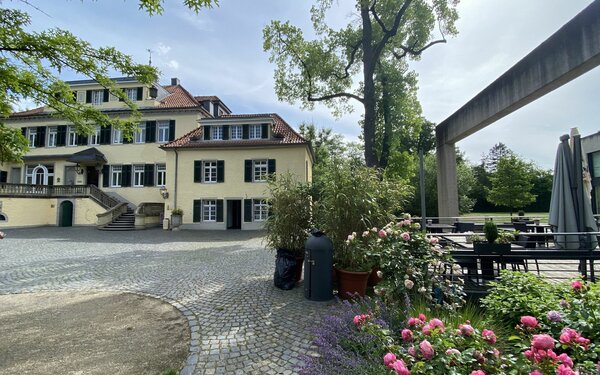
[170,77,180,86]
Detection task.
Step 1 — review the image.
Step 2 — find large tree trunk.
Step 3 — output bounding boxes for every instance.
[361,2,378,168]
[379,71,392,169]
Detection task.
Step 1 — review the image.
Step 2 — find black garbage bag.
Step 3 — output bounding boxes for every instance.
[274,248,297,290]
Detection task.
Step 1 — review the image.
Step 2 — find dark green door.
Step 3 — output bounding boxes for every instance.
[59,201,73,227]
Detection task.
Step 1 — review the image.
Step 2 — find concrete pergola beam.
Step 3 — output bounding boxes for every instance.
[436,0,600,219]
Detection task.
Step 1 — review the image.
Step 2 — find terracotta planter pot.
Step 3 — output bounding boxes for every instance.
[335,268,370,299]
[295,255,304,283]
[368,266,382,286]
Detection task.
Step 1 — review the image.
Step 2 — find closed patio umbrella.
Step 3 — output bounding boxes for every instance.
[548,134,598,250]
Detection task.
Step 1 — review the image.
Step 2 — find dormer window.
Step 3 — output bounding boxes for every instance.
[125,88,138,101]
[230,125,243,140]
[249,125,262,139]
[90,90,104,105]
[211,126,223,140]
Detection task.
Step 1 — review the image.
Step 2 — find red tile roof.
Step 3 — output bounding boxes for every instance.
[11,107,45,117]
[161,113,308,149]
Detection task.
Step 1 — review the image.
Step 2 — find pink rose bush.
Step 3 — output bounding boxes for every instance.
[381,315,508,374]
[348,217,464,310]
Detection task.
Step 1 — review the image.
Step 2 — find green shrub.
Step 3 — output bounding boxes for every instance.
[483,221,498,243]
[480,270,566,326]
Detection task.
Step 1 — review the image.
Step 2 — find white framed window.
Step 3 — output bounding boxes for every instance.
[27,128,37,148]
[125,88,138,101]
[249,125,262,139]
[134,123,146,143]
[133,165,144,187]
[230,125,243,140]
[158,121,169,143]
[91,90,104,105]
[67,126,77,146]
[111,165,122,187]
[89,126,100,145]
[202,200,217,222]
[47,127,57,147]
[211,126,223,140]
[25,164,53,185]
[253,160,268,182]
[253,199,269,221]
[113,128,122,144]
[203,161,217,183]
[156,164,166,187]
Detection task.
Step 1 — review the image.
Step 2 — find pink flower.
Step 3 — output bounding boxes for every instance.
[557,364,577,375]
[418,313,426,321]
[378,229,387,238]
[571,280,583,290]
[383,352,397,368]
[353,314,369,326]
[471,371,485,375]
[391,360,410,375]
[575,335,591,348]
[401,232,411,241]
[401,329,413,342]
[596,361,600,374]
[419,340,434,360]
[407,317,422,326]
[524,349,533,360]
[445,348,460,356]
[531,334,555,350]
[558,353,573,368]
[429,318,445,332]
[482,329,497,344]
[529,371,543,375]
[422,324,432,336]
[560,328,577,344]
[407,346,416,357]
[430,237,439,246]
[459,323,474,336]
[520,316,539,328]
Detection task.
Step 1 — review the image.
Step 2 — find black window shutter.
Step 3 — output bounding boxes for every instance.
[217,160,224,183]
[136,87,144,101]
[168,120,176,141]
[21,127,27,137]
[122,165,132,187]
[222,125,229,140]
[76,134,88,146]
[242,125,249,139]
[103,89,109,102]
[102,165,110,187]
[144,164,155,186]
[57,126,67,146]
[0,171,7,183]
[244,199,252,222]
[216,200,224,222]
[203,126,211,140]
[268,159,276,174]
[193,200,201,222]
[37,126,46,147]
[244,160,252,182]
[146,121,156,143]
[194,161,202,183]
[261,124,269,139]
[86,90,92,103]
[100,126,111,145]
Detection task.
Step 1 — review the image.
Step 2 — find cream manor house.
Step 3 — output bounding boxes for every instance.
[0,77,314,230]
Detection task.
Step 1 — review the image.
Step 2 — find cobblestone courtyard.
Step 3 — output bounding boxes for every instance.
[0,227,333,374]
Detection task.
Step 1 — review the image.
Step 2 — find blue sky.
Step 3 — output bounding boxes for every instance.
[11,0,599,169]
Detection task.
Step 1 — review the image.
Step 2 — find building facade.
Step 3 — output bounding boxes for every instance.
[0,77,312,230]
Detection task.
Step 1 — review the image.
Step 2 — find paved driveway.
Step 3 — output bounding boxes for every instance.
[0,227,332,375]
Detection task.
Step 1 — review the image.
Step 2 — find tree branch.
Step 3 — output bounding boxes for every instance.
[370,0,388,34]
[308,92,364,103]
[398,39,446,57]
[331,39,361,81]
[373,0,413,59]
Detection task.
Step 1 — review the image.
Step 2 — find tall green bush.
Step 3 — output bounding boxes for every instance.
[264,172,312,255]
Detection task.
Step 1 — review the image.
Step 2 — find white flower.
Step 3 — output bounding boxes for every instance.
[371,227,378,232]
[404,279,414,289]
[414,223,421,229]
[362,231,370,237]
[347,234,354,241]
[385,227,392,234]
[376,270,383,278]
[418,287,427,293]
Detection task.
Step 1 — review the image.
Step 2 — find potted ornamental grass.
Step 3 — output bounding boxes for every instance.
[264,172,312,284]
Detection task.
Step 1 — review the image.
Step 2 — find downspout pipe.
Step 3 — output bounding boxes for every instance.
[174,149,179,209]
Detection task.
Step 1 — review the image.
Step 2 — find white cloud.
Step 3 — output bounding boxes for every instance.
[165,60,179,70]
[156,43,171,56]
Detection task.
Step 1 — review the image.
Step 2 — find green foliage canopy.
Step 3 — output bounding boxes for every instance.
[487,155,537,215]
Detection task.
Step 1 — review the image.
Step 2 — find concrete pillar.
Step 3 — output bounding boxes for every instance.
[436,142,459,222]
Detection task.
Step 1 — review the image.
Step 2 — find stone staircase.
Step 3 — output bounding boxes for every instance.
[99,207,135,231]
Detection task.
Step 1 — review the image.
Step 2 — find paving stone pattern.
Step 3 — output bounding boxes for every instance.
[0,227,333,374]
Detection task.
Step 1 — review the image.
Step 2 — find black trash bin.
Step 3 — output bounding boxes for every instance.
[304,229,333,301]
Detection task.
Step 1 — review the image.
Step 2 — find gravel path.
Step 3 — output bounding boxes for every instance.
[0,227,333,374]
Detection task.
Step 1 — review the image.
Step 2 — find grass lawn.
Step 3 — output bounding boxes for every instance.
[461,212,549,223]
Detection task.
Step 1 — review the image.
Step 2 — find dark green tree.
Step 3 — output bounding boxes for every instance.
[487,155,537,215]
[263,0,459,167]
